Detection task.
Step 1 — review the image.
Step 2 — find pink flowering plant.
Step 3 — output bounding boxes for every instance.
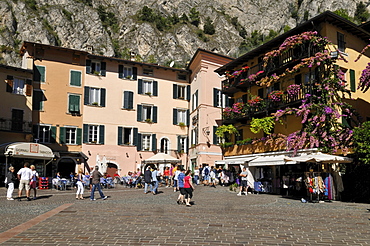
[268,90,284,102]
[286,84,301,96]
[223,102,249,120]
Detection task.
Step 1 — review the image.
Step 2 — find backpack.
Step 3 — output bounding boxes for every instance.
[204,167,209,176]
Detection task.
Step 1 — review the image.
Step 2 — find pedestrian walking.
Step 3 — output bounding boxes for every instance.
[30,165,39,200]
[151,167,159,195]
[173,165,181,192]
[237,167,249,196]
[176,167,185,204]
[90,166,107,201]
[184,170,194,207]
[144,166,152,194]
[76,168,85,199]
[193,166,199,185]
[5,166,17,200]
[17,162,33,201]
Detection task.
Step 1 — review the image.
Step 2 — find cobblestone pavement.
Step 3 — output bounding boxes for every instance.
[0,184,369,245]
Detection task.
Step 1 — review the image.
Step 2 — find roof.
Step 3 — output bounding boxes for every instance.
[0,64,33,74]
[187,48,234,70]
[215,11,370,74]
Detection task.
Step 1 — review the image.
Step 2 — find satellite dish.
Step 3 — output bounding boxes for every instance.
[169,61,175,67]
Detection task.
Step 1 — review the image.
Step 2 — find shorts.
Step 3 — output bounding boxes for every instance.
[179,187,186,195]
[239,180,248,188]
[19,179,30,191]
[30,180,37,189]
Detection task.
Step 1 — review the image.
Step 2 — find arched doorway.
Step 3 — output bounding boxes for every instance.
[106,162,118,177]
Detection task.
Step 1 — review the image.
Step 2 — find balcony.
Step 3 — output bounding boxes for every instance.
[0,118,32,133]
[223,84,312,123]
[222,42,320,93]
[223,140,285,157]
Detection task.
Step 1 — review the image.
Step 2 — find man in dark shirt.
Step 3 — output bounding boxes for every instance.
[144,166,152,194]
[90,166,107,201]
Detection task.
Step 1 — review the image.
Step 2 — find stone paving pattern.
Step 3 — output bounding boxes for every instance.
[0,185,369,245]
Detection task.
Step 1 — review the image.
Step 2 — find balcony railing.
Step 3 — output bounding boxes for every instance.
[0,118,32,133]
[223,85,312,122]
[222,43,320,92]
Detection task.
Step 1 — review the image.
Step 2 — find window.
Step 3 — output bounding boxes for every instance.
[88,125,98,143]
[143,68,153,76]
[33,125,56,143]
[84,87,106,107]
[70,70,82,87]
[65,128,77,145]
[34,65,46,82]
[33,90,45,111]
[118,127,136,145]
[119,65,133,79]
[13,78,25,95]
[137,105,158,123]
[68,94,80,113]
[304,72,315,85]
[177,136,187,153]
[160,138,169,154]
[192,90,198,111]
[213,126,221,145]
[191,127,198,146]
[173,108,188,125]
[337,32,345,52]
[86,60,106,76]
[173,84,189,100]
[123,91,134,109]
[11,109,23,131]
[138,79,158,96]
[83,124,104,144]
[142,134,152,151]
[349,69,356,92]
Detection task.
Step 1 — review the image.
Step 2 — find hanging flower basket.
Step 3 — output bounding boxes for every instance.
[286,84,301,96]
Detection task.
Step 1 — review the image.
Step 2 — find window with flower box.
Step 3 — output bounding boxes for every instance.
[83,124,105,144]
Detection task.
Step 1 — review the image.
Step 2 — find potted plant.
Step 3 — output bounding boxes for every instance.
[91,102,99,106]
[178,122,186,127]
[126,75,132,79]
[268,90,284,102]
[145,118,152,123]
[145,92,152,96]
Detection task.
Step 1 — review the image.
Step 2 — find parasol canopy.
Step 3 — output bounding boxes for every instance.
[284,152,352,163]
[142,153,181,164]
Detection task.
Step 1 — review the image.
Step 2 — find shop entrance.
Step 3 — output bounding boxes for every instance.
[106,163,118,177]
[57,158,76,179]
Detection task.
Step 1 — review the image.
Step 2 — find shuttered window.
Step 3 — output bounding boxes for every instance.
[70,70,82,86]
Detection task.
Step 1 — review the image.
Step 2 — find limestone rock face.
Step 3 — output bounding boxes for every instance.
[0,0,365,67]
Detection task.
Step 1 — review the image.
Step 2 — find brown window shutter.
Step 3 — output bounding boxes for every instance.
[26,84,32,96]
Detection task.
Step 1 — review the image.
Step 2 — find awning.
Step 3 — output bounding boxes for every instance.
[0,142,54,160]
[225,156,257,165]
[284,152,352,163]
[248,155,297,166]
[142,153,181,164]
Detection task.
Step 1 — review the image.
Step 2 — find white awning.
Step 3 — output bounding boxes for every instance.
[249,155,296,166]
[225,156,257,165]
[142,153,181,164]
[1,142,54,160]
[284,152,352,163]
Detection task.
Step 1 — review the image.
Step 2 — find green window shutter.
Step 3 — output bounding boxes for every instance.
[152,134,157,151]
[128,91,133,109]
[99,125,105,144]
[177,136,181,152]
[133,128,138,146]
[195,90,198,106]
[350,69,356,92]
[86,60,92,74]
[153,81,158,96]
[213,88,218,107]
[136,133,142,151]
[118,65,124,79]
[70,70,81,86]
[173,108,178,125]
[137,105,142,121]
[153,106,158,123]
[173,84,178,99]
[138,79,143,94]
[84,86,90,105]
[100,62,106,76]
[76,128,82,145]
[133,67,137,80]
[100,88,106,107]
[59,127,66,144]
[83,124,88,143]
[34,66,45,82]
[50,126,57,143]
[118,126,123,145]
[186,110,190,126]
[186,85,190,101]
[123,91,130,109]
[69,94,80,113]
[213,126,218,145]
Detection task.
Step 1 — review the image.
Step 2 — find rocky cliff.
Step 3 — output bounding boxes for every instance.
[0,0,367,68]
